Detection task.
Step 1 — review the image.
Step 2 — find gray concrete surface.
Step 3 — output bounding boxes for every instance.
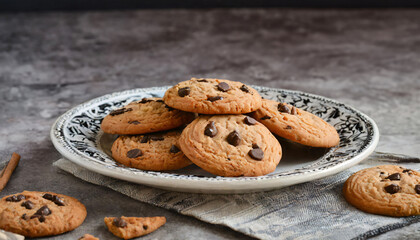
[0,9,419,239]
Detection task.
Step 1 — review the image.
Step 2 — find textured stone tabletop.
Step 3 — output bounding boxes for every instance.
[0,9,419,239]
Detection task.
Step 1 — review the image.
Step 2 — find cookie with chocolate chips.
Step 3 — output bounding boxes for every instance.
[104,216,166,239]
[178,115,282,177]
[251,99,339,148]
[111,130,192,171]
[163,78,262,114]
[101,97,195,135]
[0,191,86,237]
[343,165,420,217]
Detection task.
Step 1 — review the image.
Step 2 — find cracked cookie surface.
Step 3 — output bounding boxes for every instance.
[111,130,192,171]
[178,115,282,177]
[163,78,262,114]
[101,97,194,135]
[0,191,86,237]
[343,165,420,217]
[251,99,339,148]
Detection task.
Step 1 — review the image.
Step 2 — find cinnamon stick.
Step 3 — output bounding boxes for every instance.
[0,152,21,192]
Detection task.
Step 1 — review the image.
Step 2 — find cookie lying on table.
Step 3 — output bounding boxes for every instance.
[104,216,166,239]
[0,191,86,237]
[343,165,420,217]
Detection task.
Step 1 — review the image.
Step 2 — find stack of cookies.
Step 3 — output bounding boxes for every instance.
[101,78,340,177]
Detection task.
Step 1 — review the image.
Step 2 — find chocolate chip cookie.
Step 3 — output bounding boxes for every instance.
[178,115,282,177]
[343,165,420,217]
[111,130,192,171]
[251,99,340,148]
[163,78,262,114]
[0,191,87,237]
[104,216,166,239]
[101,97,195,135]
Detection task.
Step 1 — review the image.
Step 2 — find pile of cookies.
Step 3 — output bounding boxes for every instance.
[101,78,340,177]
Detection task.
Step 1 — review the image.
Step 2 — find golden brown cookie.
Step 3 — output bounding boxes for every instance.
[178,115,282,177]
[104,216,166,239]
[111,130,192,171]
[0,191,87,237]
[79,233,100,240]
[343,165,420,217]
[251,99,339,148]
[101,97,195,135]
[163,78,262,114]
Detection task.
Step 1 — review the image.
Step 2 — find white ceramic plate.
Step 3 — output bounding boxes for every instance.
[50,86,379,194]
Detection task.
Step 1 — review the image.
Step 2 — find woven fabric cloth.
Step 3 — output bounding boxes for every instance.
[52,152,420,240]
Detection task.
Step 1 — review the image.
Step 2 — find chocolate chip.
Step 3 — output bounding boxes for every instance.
[226,130,241,146]
[244,116,257,125]
[21,200,34,209]
[291,107,297,115]
[170,145,180,153]
[178,87,190,97]
[252,143,259,149]
[415,185,420,194]
[35,205,51,216]
[208,96,223,102]
[402,169,412,173]
[128,120,140,125]
[204,121,218,137]
[113,217,127,228]
[156,100,164,103]
[22,214,28,220]
[217,82,230,92]
[143,225,148,230]
[43,193,53,200]
[140,136,150,143]
[240,84,250,93]
[6,195,20,202]
[52,196,65,206]
[285,125,292,129]
[384,184,400,194]
[127,149,142,158]
[386,173,401,181]
[17,195,26,201]
[109,108,132,116]
[278,103,291,114]
[248,148,264,160]
[150,135,164,141]
[197,79,208,82]
[139,98,153,103]
[260,115,271,120]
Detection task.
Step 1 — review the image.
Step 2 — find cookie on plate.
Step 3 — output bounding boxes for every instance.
[111,130,192,171]
[251,99,339,148]
[101,97,195,135]
[343,165,420,217]
[0,191,87,238]
[178,115,282,177]
[104,216,166,239]
[163,78,262,114]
